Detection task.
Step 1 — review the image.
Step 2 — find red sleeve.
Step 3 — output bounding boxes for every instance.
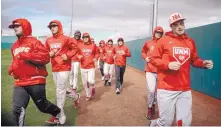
[95,45,100,60]
[65,38,78,59]
[45,39,50,51]
[190,40,204,68]
[125,47,131,57]
[141,42,148,60]
[8,48,14,75]
[19,40,50,64]
[149,39,169,70]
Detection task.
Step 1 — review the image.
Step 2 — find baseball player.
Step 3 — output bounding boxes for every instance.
[77,33,100,101]
[98,40,106,80]
[45,20,80,125]
[149,13,213,126]
[104,39,116,86]
[8,18,61,126]
[69,30,83,91]
[141,26,164,120]
[114,37,131,94]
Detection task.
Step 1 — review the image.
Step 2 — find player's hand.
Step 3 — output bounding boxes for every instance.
[100,50,103,53]
[145,57,150,62]
[93,58,97,62]
[168,61,181,71]
[49,51,55,57]
[10,72,14,76]
[203,60,213,69]
[61,54,67,61]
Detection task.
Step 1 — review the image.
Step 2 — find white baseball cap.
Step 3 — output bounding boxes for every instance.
[169,13,186,25]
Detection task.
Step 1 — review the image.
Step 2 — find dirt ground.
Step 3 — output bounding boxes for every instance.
[76,66,221,126]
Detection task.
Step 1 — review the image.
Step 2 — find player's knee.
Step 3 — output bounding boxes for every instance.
[73,73,78,78]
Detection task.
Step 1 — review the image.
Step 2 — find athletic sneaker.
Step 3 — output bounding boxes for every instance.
[86,97,91,101]
[101,76,105,81]
[146,107,153,120]
[58,114,66,125]
[108,82,111,86]
[91,87,96,96]
[74,93,80,108]
[116,88,120,94]
[46,116,59,125]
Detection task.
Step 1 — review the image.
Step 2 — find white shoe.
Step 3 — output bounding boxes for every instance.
[58,114,66,125]
[101,76,105,81]
[116,88,120,94]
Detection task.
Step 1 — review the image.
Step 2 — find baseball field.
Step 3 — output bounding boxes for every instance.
[1,49,221,126]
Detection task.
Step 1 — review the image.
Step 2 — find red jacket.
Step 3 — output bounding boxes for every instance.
[115,38,131,66]
[150,31,204,91]
[142,26,164,73]
[78,33,100,69]
[8,18,49,86]
[45,20,78,72]
[71,39,83,62]
[98,40,106,61]
[104,45,115,64]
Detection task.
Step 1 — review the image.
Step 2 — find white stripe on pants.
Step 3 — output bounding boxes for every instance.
[150,89,192,126]
[80,68,95,97]
[69,62,80,89]
[104,63,114,82]
[52,71,70,121]
[146,72,157,107]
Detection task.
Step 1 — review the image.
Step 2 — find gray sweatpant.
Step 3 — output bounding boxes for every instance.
[115,65,126,89]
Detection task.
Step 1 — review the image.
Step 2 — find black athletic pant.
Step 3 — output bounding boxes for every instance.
[115,65,126,89]
[99,60,104,76]
[12,84,61,126]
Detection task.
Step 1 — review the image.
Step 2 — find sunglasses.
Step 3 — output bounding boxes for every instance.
[49,25,58,29]
[13,25,21,28]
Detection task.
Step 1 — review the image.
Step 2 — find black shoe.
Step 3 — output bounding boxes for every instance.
[152,104,155,115]
[108,82,111,86]
[104,80,108,86]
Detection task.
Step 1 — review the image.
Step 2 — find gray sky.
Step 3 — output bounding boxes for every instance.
[2,0,221,42]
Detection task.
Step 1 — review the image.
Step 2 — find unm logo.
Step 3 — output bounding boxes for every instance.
[173,47,190,65]
[116,50,124,56]
[82,49,92,56]
[14,47,30,56]
[149,46,155,53]
[107,50,112,55]
[50,43,61,54]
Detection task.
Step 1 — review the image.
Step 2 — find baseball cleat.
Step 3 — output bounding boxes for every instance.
[46,116,59,125]
[116,88,120,94]
[74,93,80,108]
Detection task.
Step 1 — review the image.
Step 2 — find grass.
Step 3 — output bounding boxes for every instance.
[1,49,83,126]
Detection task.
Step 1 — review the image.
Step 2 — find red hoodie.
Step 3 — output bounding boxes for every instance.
[115,37,131,66]
[78,33,100,69]
[45,20,78,72]
[8,18,49,86]
[150,31,204,91]
[71,38,83,62]
[142,26,164,73]
[98,40,106,62]
[104,42,115,64]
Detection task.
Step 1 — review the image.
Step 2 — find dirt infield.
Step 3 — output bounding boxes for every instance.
[76,66,221,126]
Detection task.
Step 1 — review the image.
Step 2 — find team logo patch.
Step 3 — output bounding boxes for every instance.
[149,46,155,53]
[107,50,112,55]
[82,49,92,56]
[116,50,124,56]
[14,47,30,56]
[173,47,190,65]
[50,43,61,54]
